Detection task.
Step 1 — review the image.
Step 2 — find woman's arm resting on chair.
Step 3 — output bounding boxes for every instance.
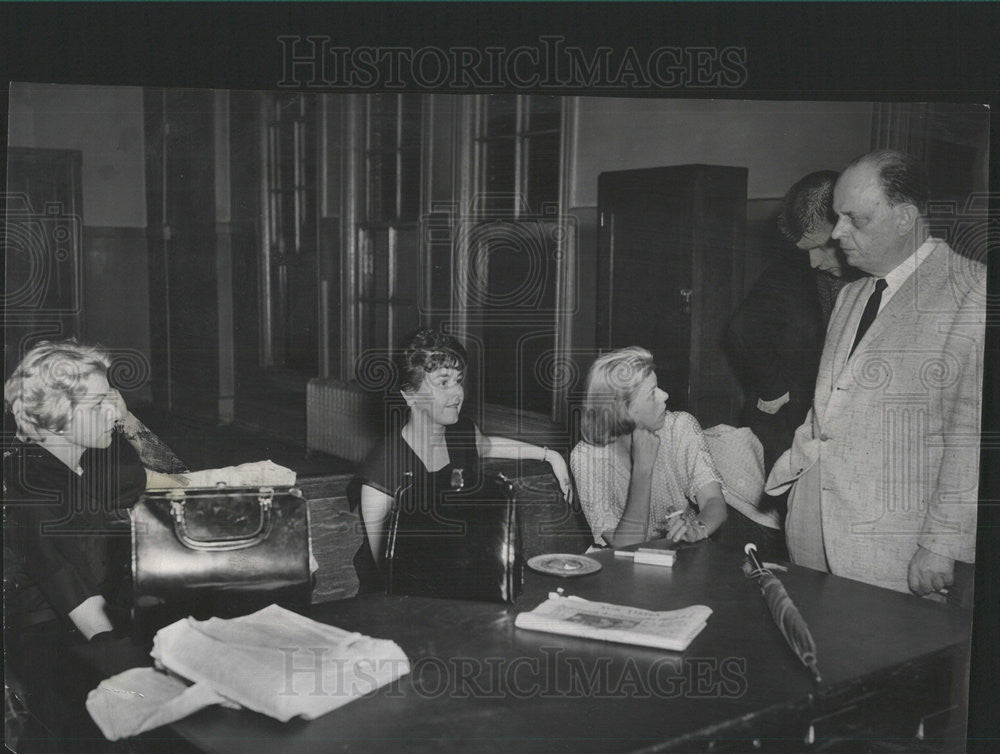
[144,460,297,491]
[476,430,573,503]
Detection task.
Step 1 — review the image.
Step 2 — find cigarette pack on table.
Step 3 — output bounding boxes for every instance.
[634,548,676,566]
[614,546,676,567]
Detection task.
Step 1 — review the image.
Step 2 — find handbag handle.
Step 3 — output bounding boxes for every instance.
[385,472,415,563]
[168,487,275,551]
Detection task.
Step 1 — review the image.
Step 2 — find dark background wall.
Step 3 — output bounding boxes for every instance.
[6,86,989,437]
[7,83,152,403]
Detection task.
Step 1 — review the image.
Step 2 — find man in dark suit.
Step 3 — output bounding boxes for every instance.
[727,171,855,476]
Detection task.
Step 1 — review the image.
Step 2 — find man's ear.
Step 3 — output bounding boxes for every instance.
[894,203,918,236]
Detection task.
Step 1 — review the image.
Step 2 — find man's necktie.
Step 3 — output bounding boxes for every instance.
[849,278,888,357]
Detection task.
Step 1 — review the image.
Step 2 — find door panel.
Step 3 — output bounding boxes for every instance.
[598,181,693,412]
[597,165,746,426]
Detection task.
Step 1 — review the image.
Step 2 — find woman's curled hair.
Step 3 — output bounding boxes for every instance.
[396,329,468,393]
[4,339,112,442]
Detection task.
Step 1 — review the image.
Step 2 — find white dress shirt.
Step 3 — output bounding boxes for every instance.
[876,236,937,312]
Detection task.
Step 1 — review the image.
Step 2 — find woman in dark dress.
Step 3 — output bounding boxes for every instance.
[351,329,573,589]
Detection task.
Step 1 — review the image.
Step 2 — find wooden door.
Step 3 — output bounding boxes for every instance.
[597,165,746,426]
[597,169,695,412]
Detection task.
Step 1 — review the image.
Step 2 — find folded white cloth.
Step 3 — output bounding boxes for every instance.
[86,667,236,741]
[87,605,410,739]
[151,605,409,721]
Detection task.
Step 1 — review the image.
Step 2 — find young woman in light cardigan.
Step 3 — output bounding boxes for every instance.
[570,346,727,548]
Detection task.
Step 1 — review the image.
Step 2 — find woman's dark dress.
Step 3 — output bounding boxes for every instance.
[348,415,480,592]
[3,434,146,617]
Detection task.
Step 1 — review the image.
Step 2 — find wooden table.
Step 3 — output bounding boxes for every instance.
[80,540,972,752]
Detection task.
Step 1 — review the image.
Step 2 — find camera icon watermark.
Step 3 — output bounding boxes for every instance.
[421,195,578,323]
[923,192,994,316]
[2,193,82,315]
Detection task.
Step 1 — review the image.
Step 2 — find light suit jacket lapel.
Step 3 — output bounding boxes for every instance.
[828,282,869,387]
[838,240,948,372]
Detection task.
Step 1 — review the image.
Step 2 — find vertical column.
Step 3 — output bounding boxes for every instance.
[552,96,578,424]
[215,89,235,423]
[341,95,363,381]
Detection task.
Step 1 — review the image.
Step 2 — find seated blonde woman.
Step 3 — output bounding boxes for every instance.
[3,340,292,642]
[349,329,573,590]
[570,346,727,548]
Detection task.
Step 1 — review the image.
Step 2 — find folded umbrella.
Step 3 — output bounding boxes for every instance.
[744,543,822,684]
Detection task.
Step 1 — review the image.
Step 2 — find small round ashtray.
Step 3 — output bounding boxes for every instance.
[527,554,602,578]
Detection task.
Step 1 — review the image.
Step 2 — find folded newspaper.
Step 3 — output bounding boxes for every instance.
[515,592,712,651]
[87,604,410,740]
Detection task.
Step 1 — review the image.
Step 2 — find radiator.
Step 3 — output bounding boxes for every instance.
[306,378,380,464]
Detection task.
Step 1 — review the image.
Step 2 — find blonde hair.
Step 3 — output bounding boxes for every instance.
[580,346,655,446]
[4,340,111,442]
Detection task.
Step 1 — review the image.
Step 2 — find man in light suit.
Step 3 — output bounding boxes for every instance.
[766,150,984,606]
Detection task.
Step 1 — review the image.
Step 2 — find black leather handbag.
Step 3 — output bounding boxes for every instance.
[384,471,523,603]
[131,485,311,633]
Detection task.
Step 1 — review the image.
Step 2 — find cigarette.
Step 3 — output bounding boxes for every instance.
[663,510,684,520]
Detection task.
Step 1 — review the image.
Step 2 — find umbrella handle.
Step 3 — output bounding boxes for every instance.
[744,543,766,575]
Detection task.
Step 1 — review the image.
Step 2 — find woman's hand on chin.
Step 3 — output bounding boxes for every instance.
[630,428,661,472]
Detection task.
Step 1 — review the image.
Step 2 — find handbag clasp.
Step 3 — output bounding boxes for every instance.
[169,490,186,527]
[258,487,274,509]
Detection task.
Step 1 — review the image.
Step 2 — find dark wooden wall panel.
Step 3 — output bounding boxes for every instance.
[145,88,220,420]
[82,226,152,403]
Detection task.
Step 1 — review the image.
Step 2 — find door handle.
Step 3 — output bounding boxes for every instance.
[679,288,693,315]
